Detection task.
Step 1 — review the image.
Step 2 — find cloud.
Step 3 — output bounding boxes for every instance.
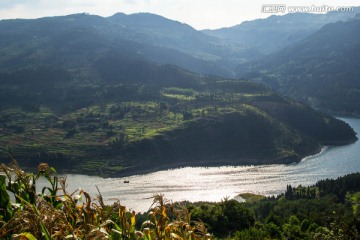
[0,0,97,19]
[122,0,152,4]
[0,0,32,8]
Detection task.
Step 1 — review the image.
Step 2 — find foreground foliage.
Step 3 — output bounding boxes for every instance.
[2,161,360,239]
[0,161,211,239]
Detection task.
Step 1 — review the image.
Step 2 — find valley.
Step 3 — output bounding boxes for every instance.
[0,11,359,176]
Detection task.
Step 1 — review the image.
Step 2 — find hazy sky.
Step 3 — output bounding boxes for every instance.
[0,0,359,29]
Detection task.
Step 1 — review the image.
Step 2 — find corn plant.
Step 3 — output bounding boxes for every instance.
[36,163,62,209]
[0,161,211,239]
[0,173,12,227]
[1,161,37,204]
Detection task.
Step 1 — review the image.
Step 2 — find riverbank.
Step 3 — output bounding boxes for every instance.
[107,153,313,178]
[17,132,355,178]
[31,117,360,213]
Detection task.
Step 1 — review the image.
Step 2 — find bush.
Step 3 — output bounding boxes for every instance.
[189,199,255,237]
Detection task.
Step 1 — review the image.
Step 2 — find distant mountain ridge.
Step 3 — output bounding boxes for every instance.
[203,8,360,54]
[1,10,358,78]
[0,13,237,76]
[106,12,263,76]
[243,17,360,116]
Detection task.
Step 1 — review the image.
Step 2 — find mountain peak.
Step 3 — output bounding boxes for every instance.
[108,12,189,28]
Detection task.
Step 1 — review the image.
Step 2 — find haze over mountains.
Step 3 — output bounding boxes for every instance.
[204,9,360,54]
[243,17,360,116]
[0,10,359,175]
[0,12,258,77]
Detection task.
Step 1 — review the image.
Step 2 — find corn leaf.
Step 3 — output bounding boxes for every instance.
[39,221,51,240]
[12,232,38,240]
[111,229,122,240]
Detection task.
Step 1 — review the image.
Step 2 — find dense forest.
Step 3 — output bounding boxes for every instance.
[184,172,360,239]
[2,162,360,239]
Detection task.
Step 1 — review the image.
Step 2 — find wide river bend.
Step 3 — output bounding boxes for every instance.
[39,117,360,213]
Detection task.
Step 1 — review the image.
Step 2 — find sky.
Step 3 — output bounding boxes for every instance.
[0,0,359,30]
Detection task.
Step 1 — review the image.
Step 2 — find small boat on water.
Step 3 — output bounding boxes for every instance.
[124,180,130,183]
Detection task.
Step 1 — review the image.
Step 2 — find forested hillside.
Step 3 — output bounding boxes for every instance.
[0,13,255,77]
[1,61,355,176]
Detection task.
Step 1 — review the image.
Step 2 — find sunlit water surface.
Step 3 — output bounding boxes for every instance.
[38,118,360,213]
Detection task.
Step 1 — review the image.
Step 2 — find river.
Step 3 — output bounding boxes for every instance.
[39,117,360,213]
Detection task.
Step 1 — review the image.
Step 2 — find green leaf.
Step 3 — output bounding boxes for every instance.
[40,221,51,240]
[50,167,57,174]
[0,174,12,220]
[143,228,152,240]
[104,219,122,231]
[12,232,38,240]
[111,229,122,240]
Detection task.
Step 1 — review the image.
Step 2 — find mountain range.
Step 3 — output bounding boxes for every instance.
[242,16,360,116]
[0,12,258,77]
[204,9,360,54]
[0,11,358,175]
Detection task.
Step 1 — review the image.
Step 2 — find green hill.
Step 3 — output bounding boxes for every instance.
[0,64,356,176]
